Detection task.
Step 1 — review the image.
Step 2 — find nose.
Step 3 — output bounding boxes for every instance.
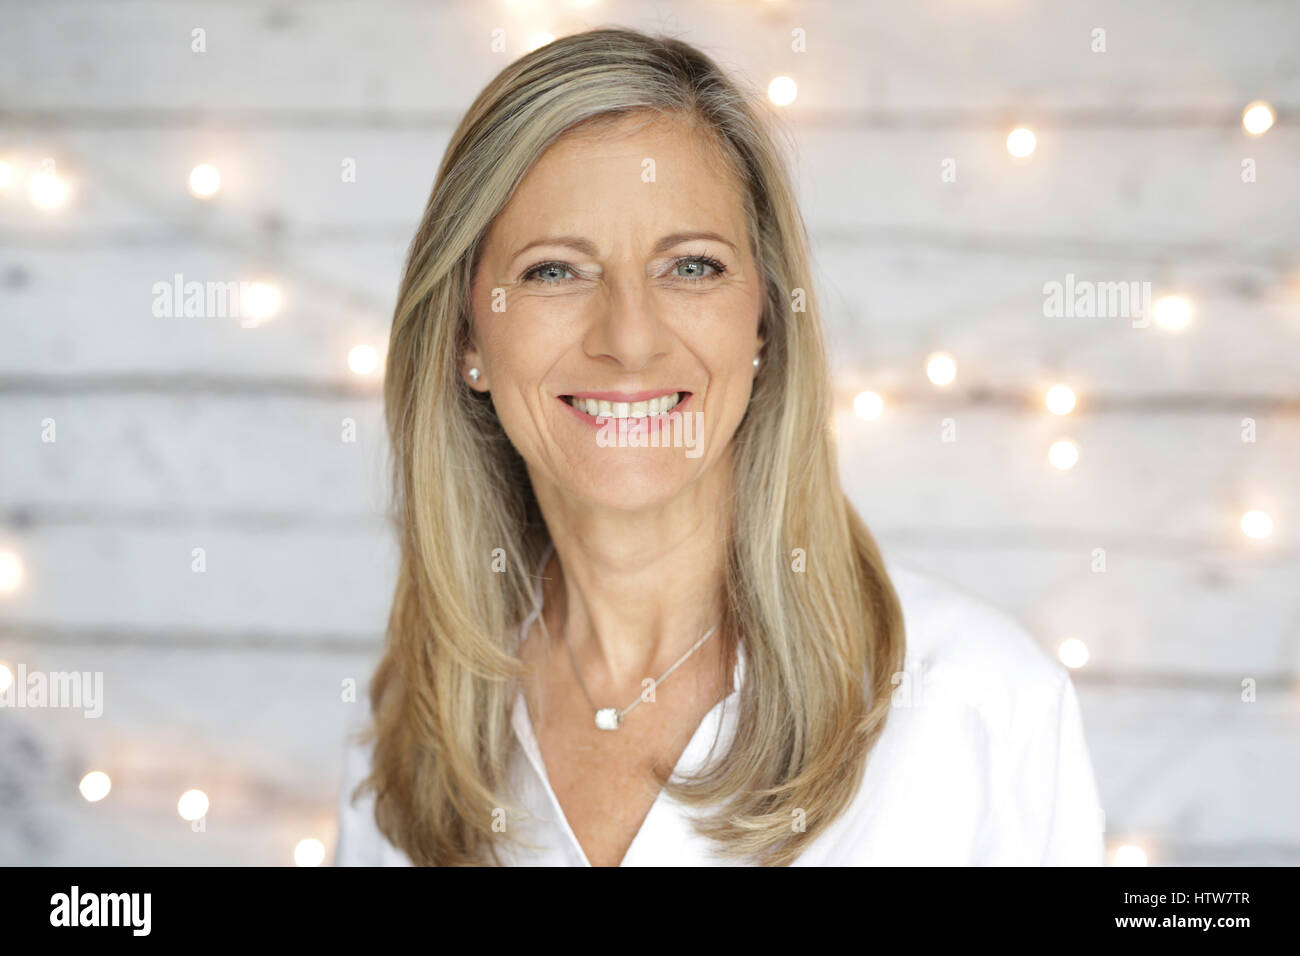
[582,272,672,372]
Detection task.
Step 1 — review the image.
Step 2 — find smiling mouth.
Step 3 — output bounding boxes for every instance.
[560,392,688,419]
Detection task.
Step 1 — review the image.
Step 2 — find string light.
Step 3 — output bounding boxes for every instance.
[1045,384,1076,415]
[1153,294,1192,332]
[1241,101,1275,136]
[1112,844,1149,866]
[0,160,14,189]
[1058,638,1090,669]
[1240,510,1273,540]
[177,789,209,821]
[0,549,23,594]
[767,76,797,106]
[242,282,283,326]
[28,161,71,211]
[1048,439,1079,470]
[852,390,884,420]
[1006,127,1036,159]
[348,344,380,375]
[925,351,957,386]
[188,163,221,199]
[79,771,112,802]
[294,838,326,866]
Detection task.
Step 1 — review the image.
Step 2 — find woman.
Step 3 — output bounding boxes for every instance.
[335,27,1104,866]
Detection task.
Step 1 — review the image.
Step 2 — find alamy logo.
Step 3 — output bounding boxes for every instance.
[594,410,704,458]
[0,664,103,718]
[1042,273,1152,325]
[151,273,279,326]
[50,886,151,936]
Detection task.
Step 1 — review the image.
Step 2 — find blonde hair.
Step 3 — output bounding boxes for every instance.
[356,26,905,866]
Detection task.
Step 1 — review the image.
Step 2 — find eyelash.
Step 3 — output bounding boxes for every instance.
[520,253,728,285]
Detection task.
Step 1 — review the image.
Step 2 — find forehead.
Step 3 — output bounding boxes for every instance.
[484,112,751,254]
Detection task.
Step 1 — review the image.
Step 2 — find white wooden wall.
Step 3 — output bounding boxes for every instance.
[1,0,1296,865]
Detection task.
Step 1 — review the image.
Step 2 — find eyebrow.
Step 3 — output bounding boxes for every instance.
[509,231,737,262]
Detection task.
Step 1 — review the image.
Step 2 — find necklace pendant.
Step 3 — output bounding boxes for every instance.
[595,708,622,731]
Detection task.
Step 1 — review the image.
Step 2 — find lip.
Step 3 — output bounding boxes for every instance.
[557,390,694,427]
[563,388,686,402]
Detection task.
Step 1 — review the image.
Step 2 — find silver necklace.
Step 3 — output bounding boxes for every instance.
[534,593,720,731]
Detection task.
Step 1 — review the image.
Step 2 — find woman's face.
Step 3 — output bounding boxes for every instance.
[466,113,765,512]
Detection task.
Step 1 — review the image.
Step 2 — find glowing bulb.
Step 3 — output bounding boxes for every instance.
[1048,439,1078,470]
[177,789,209,821]
[1058,639,1090,669]
[28,163,71,210]
[1045,384,1076,415]
[242,282,282,325]
[767,76,798,106]
[925,352,957,387]
[295,838,326,867]
[79,771,112,802]
[0,161,13,189]
[0,549,23,594]
[853,390,884,420]
[188,163,221,199]
[1006,127,1036,159]
[0,662,12,693]
[348,344,379,375]
[1241,510,1273,539]
[1113,844,1148,866]
[528,33,555,51]
[1153,295,1192,332]
[1242,101,1275,136]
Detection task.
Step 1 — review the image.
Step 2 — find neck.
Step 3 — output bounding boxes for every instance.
[528,456,731,694]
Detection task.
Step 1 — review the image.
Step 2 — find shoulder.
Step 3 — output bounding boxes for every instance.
[855,561,1105,864]
[333,731,415,867]
[885,560,1069,727]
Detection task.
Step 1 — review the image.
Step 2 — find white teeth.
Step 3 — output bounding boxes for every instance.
[570,393,683,418]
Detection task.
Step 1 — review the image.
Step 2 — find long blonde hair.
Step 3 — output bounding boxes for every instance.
[355,26,905,866]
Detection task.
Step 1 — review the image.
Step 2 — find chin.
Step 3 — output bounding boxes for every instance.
[563,448,703,512]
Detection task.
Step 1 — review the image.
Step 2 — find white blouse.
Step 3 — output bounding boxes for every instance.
[334,553,1106,866]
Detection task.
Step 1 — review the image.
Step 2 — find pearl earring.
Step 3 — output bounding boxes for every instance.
[468,367,481,383]
[752,356,760,369]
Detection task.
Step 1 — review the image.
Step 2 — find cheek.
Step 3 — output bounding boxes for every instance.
[688,292,763,370]
[712,273,763,347]
[477,306,548,377]
[474,309,566,439]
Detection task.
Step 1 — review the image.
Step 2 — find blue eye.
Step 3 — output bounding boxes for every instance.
[520,254,728,285]
[673,255,727,280]
[522,262,573,284]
